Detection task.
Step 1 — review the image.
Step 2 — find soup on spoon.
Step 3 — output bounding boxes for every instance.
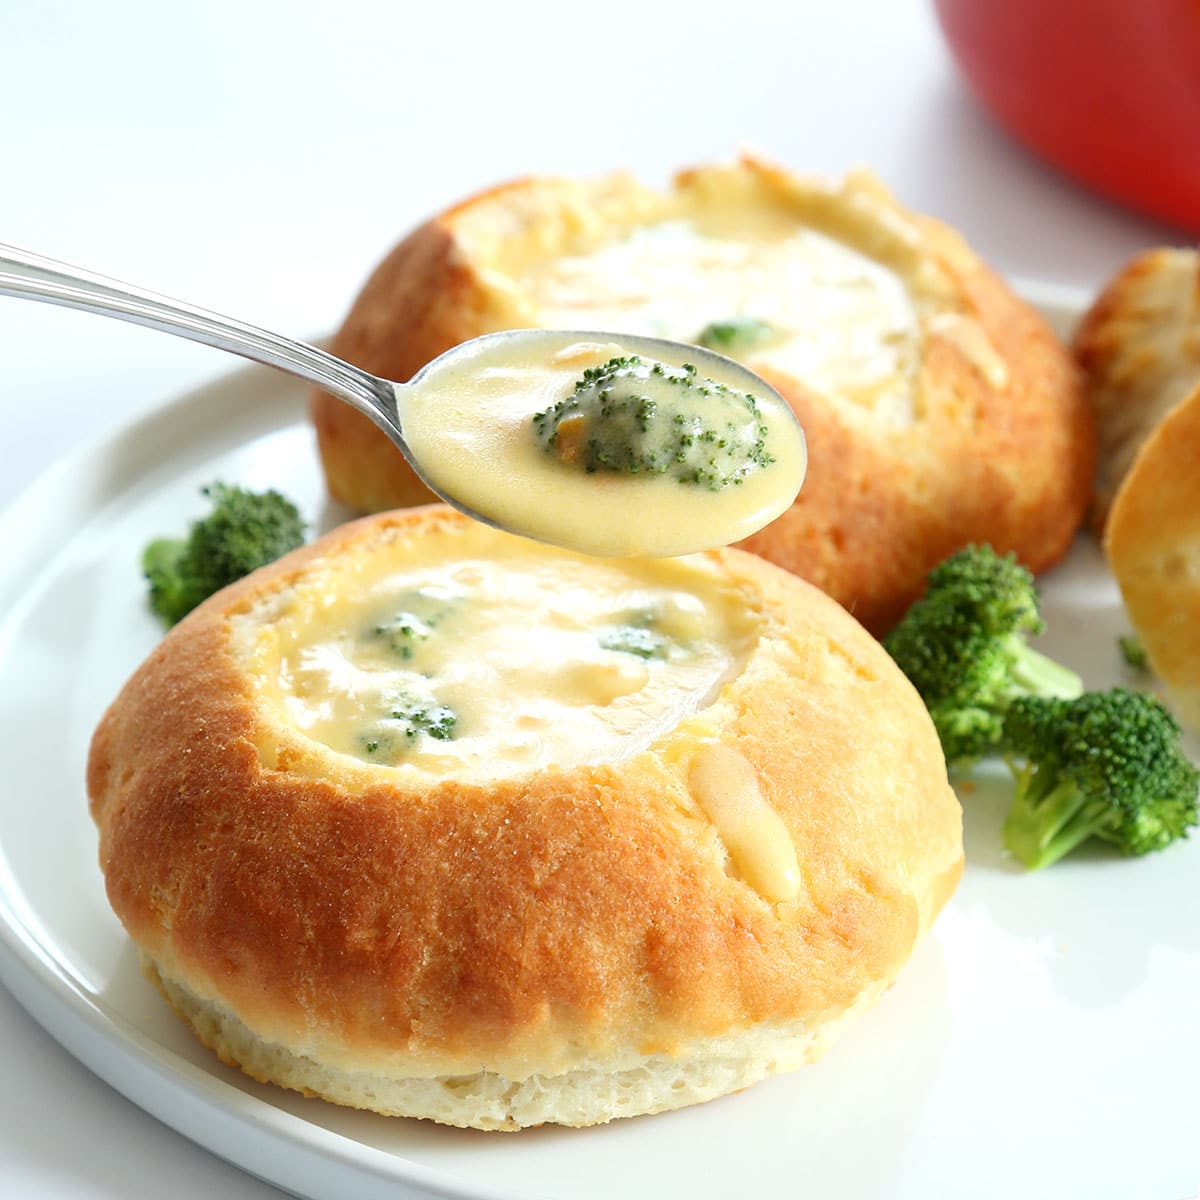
[0,244,806,557]
[397,330,807,558]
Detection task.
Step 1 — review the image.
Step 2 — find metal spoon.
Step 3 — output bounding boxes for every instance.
[0,242,799,547]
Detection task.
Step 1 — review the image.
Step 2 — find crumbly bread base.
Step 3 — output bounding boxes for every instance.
[148,956,879,1131]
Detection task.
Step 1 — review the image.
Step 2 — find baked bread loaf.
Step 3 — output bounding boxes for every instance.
[1073,247,1200,532]
[1105,379,1200,733]
[310,155,1093,633]
[88,506,962,1130]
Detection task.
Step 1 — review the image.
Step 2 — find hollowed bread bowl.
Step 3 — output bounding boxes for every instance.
[310,155,1093,633]
[1072,246,1200,533]
[87,506,962,1129]
[1105,379,1200,733]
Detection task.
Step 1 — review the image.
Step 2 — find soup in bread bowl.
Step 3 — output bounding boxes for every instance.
[88,507,962,1130]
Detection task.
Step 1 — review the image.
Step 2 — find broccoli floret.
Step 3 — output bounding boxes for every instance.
[141,538,193,627]
[143,482,305,625]
[373,612,433,660]
[392,702,457,742]
[370,587,462,660]
[1118,634,1150,672]
[883,545,1083,764]
[360,699,458,762]
[1002,689,1199,869]
[696,317,775,355]
[532,355,773,491]
[600,624,669,659]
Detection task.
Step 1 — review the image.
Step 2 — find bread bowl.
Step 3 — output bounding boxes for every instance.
[310,154,1094,633]
[87,505,962,1130]
[1105,379,1200,733]
[1072,247,1200,532]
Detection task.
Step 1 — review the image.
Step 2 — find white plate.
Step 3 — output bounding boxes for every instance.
[1,287,1198,1200]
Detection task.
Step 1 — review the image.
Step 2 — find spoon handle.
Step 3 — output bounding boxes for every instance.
[0,242,404,443]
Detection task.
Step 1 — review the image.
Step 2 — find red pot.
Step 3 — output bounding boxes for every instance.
[934,0,1200,231]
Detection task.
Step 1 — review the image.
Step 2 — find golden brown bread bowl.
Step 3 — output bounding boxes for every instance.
[1073,246,1200,533]
[310,155,1094,633]
[88,506,962,1130]
[1105,379,1200,733]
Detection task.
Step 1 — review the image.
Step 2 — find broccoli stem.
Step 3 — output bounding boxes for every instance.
[1003,770,1113,869]
[142,537,192,626]
[1118,634,1150,672]
[1006,638,1084,702]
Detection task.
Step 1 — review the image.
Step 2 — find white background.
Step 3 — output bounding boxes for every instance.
[0,1,1191,1197]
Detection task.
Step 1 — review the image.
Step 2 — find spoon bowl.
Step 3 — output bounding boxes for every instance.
[0,243,804,555]
[401,329,807,557]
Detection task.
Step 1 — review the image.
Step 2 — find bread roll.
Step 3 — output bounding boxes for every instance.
[88,506,962,1130]
[1073,247,1200,532]
[1105,379,1200,733]
[310,155,1093,633]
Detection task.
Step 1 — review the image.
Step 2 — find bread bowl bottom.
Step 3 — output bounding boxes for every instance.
[148,956,884,1131]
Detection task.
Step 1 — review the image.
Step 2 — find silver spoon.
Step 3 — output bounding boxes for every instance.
[0,242,800,548]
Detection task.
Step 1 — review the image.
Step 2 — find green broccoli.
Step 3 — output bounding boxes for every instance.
[143,482,305,625]
[372,612,434,660]
[696,317,775,356]
[600,623,669,660]
[1002,689,1199,869]
[532,355,774,491]
[883,545,1083,764]
[371,590,460,661]
[1118,634,1150,672]
[391,702,457,741]
[359,698,458,762]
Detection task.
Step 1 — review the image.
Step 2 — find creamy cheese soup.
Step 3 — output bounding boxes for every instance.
[236,521,804,900]
[524,217,921,426]
[239,524,760,783]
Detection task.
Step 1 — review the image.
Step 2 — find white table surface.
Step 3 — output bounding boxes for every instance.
[0,2,1190,1197]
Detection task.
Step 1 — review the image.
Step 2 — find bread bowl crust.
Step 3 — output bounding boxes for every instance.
[1072,247,1200,533]
[88,506,962,1126]
[310,156,1093,633]
[1104,380,1200,733]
